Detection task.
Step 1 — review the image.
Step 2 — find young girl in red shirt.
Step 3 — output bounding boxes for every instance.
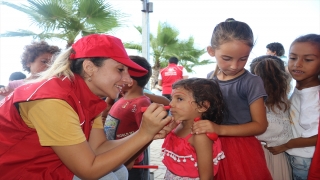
[162,78,225,179]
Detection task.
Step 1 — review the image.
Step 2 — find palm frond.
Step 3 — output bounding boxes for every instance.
[123,42,142,52]
[134,26,142,34]
[0,29,38,37]
[1,0,126,47]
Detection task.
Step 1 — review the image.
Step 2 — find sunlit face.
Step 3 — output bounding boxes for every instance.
[288,42,320,89]
[207,40,252,80]
[28,53,53,75]
[87,59,132,99]
[169,87,200,122]
[266,48,276,56]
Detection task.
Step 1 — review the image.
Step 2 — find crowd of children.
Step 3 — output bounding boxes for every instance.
[0,17,318,180]
[161,19,319,180]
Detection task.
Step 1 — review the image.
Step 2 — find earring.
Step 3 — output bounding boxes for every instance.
[88,77,92,82]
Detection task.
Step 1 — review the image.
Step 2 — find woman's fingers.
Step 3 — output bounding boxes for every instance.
[141,103,171,136]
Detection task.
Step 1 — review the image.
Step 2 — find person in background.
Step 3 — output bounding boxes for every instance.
[9,72,26,81]
[266,34,320,180]
[266,42,285,58]
[266,42,293,95]
[104,55,152,180]
[250,55,293,180]
[101,82,170,124]
[0,34,173,180]
[192,18,272,180]
[158,56,188,100]
[0,72,26,101]
[162,78,225,179]
[150,81,162,96]
[0,41,60,96]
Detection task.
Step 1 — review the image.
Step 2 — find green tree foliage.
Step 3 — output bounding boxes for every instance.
[0,0,126,47]
[124,22,213,87]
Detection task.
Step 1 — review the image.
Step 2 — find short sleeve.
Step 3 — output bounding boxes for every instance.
[19,99,86,146]
[300,89,319,137]
[134,97,151,126]
[245,75,267,105]
[158,73,162,80]
[92,116,104,129]
[8,79,25,90]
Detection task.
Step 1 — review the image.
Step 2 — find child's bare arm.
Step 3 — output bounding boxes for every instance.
[192,134,213,180]
[266,135,318,155]
[192,98,268,137]
[101,97,115,123]
[144,93,170,105]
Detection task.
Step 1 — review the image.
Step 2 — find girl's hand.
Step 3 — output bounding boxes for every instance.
[153,116,179,140]
[191,120,220,135]
[139,103,172,138]
[265,144,288,155]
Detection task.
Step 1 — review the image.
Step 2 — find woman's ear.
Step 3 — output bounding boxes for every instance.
[82,59,95,77]
[207,46,215,57]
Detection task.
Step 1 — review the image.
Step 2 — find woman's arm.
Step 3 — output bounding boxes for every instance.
[192,98,268,136]
[192,134,213,180]
[52,103,172,180]
[124,142,151,169]
[266,135,318,155]
[52,130,150,179]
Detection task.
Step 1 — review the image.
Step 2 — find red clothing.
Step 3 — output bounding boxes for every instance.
[162,131,224,178]
[160,63,184,94]
[0,75,106,180]
[308,117,320,180]
[105,96,151,163]
[216,136,272,180]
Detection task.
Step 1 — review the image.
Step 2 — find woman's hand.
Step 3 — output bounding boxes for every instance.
[191,120,220,135]
[139,103,172,138]
[153,117,179,140]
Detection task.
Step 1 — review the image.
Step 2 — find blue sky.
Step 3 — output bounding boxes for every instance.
[0,0,319,85]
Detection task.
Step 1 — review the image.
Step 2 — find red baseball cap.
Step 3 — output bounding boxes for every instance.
[69,34,148,77]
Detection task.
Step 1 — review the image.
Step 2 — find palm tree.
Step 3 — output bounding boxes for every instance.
[0,0,126,48]
[124,22,213,88]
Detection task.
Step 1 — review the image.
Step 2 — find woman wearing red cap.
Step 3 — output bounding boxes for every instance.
[0,34,173,180]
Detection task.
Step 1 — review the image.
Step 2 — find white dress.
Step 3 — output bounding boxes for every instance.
[256,105,293,180]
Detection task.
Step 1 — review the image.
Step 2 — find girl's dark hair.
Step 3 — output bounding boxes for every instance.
[210,18,254,49]
[70,57,106,75]
[250,55,289,112]
[172,78,225,124]
[290,34,320,50]
[21,41,60,73]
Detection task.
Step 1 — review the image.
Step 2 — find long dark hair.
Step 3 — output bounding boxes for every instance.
[250,55,289,112]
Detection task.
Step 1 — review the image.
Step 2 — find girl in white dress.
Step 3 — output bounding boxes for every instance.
[250,55,293,180]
